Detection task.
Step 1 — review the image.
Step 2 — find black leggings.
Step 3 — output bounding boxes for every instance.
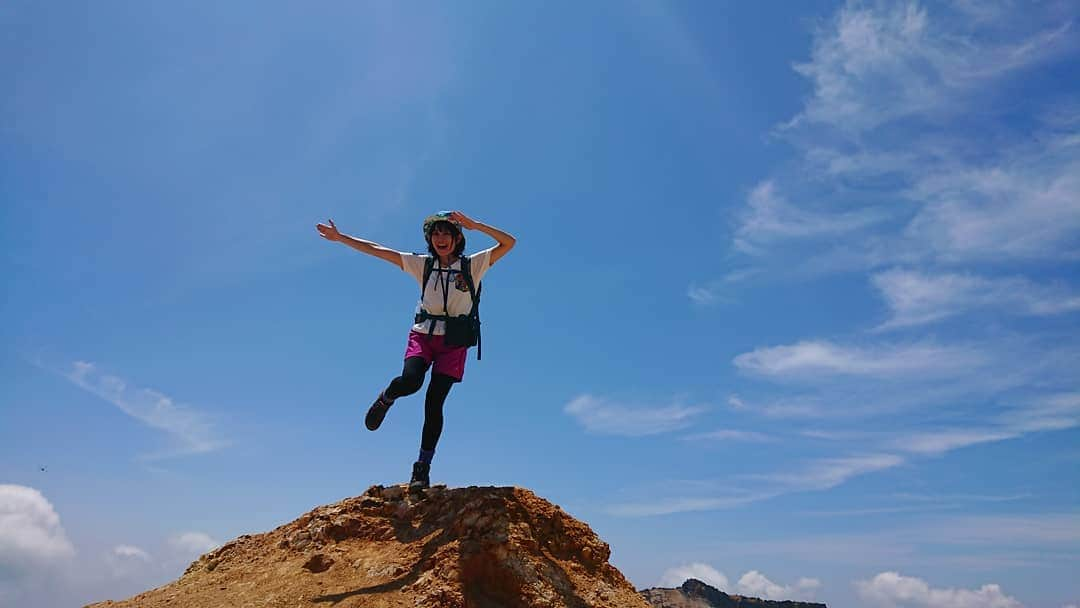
[384,356,455,452]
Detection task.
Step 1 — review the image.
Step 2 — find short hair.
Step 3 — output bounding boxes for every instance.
[425,221,466,257]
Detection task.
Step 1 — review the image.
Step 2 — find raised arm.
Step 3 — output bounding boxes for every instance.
[316,219,404,270]
[449,211,516,265]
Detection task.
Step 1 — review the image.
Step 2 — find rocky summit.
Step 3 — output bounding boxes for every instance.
[86,484,651,608]
[640,578,827,608]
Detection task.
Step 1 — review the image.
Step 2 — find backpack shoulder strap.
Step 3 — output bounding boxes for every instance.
[460,255,483,361]
[422,256,435,295]
[460,256,480,312]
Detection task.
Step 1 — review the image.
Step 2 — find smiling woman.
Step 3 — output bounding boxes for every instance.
[315,211,515,492]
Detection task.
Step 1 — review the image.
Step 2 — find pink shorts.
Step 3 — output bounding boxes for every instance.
[404,330,467,381]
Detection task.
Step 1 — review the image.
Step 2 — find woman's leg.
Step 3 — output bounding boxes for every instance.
[366,356,428,431]
[409,373,455,490]
[385,356,429,399]
[420,372,456,455]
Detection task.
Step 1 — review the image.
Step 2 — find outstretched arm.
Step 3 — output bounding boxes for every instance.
[316,219,404,270]
[450,211,516,266]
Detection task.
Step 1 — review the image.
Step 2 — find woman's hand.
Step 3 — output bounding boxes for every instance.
[449,211,479,231]
[317,219,341,241]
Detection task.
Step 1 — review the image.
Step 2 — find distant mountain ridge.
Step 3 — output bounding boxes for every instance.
[640,578,827,608]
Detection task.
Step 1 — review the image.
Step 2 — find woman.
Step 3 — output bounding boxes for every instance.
[316,211,516,490]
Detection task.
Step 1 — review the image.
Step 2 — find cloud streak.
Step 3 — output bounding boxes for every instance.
[733,340,986,380]
[725,1,1080,270]
[62,361,227,459]
[564,394,707,437]
[734,181,890,254]
[872,269,1080,329]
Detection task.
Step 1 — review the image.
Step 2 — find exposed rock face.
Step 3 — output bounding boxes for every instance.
[640,578,827,608]
[86,485,651,608]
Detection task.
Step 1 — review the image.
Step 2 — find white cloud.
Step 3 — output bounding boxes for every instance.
[735,181,889,253]
[871,269,1080,329]
[659,562,729,591]
[608,453,903,517]
[756,453,906,491]
[62,361,227,458]
[856,571,1023,608]
[727,1,1080,269]
[905,161,1080,261]
[733,340,985,379]
[889,392,1080,456]
[658,565,821,602]
[789,1,1073,133]
[608,492,776,517]
[106,545,153,579]
[0,485,75,576]
[999,391,1080,433]
[737,570,821,601]
[167,532,221,559]
[687,283,721,305]
[682,429,773,443]
[872,269,992,328]
[893,429,1017,455]
[111,545,151,562]
[564,394,707,437]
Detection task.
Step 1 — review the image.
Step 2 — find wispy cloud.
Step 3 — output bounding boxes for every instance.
[872,269,1080,329]
[734,180,889,254]
[726,1,1080,270]
[564,394,707,437]
[608,453,904,516]
[687,283,724,306]
[733,340,986,379]
[890,392,1080,455]
[923,511,1080,546]
[750,453,906,492]
[788,3,1073,133]
[892,429,1017,455]
[731,336,1079,422]
[682,429,774,443]
[893,492,1033,504]
[61,361,227,459]
[607,491,777,517]
[998,391,1080,433]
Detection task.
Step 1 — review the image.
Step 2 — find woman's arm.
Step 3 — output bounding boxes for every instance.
[316,219,404,270]
[449,211,516,266]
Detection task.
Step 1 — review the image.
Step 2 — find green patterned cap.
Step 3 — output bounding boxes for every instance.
[422,211,461,238]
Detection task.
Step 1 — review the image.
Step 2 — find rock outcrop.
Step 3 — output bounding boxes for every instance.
[640,578,826,608]
[87,484,651,608]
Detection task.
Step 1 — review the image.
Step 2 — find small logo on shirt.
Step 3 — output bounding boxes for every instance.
[454,273,471,292]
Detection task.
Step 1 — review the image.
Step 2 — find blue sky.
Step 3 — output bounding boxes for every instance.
[2,2,1078,607]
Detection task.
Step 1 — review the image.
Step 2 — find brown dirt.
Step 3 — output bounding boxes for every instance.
[86,484,652,608]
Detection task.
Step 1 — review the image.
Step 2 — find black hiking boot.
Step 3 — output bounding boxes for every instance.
[365,392,393,431]
[409,461,431,491]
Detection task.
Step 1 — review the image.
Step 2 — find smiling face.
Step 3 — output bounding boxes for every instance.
[427,222,462,258]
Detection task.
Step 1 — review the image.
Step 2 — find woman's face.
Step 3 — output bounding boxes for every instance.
[429,224,460,257]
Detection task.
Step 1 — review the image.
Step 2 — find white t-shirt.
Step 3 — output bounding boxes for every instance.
[400,247,495,335]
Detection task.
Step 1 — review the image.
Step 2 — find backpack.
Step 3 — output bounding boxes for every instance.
[415,255,483,360]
